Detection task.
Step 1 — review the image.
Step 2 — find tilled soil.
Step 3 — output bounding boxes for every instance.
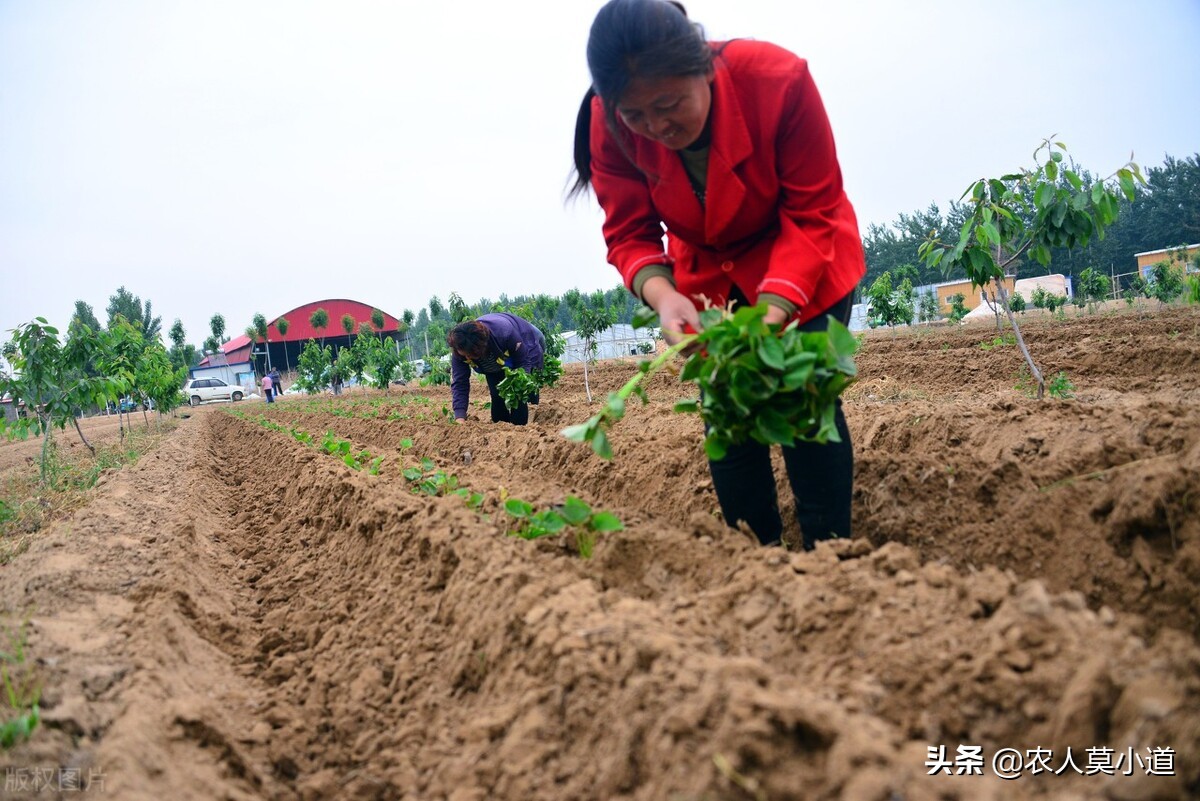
[1,304,1198,800]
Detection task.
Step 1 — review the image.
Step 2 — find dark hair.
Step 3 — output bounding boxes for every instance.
[448,320,489,361]
[568,0,711,198]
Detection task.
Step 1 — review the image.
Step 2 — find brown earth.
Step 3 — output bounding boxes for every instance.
[1,304,1198,800]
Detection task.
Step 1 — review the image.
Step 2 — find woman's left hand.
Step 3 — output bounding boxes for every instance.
[763,305,790,326]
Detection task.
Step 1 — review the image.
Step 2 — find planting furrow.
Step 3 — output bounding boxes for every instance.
[195,411,1200,800]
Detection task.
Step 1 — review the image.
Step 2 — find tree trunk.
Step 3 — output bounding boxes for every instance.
[583,342,593,404]
[39,413,54,486]
[993,277,1045,399]
[72,416,96,456]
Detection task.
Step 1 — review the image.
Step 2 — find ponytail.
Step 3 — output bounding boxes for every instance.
[568,87,597,199]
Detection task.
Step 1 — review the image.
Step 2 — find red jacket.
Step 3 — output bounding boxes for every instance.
[589,40,866,322]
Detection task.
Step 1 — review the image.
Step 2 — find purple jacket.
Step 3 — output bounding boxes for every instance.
[451,313,545,418]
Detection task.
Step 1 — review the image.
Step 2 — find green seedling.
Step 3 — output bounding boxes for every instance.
[563,304,857,461]
[503,495,623,558]
[979,334,1016,351]
[497,367,540,409]
[1,619,41,750]
[1047,371,1075,399]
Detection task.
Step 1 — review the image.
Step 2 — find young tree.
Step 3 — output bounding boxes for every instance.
[1,319,115,478]
[919,139,1143,398]
[309,308,329,347]
[1008,292,1027,313]
[948,293,968,323]
[572,302,616,404]
[865,272,915,330]
[168,318,186,354]
[341,325,372,386]
[865,272,895,328]
[448,292,470,323]
[428,296,445,320]
[209,313,227,354]
[917,290,940,322]
[1077,267,1112,309]
[1148,260,1185,305]
[362,333,402,391]
[275,317,291,373]
[107,287,162,343]
[340,313,356,343]
[370,308,386,339]
[134,341,181,428]
[72,301,102,333]
[253,313,271,371]
[295,341,332,394]
[100,318,145,440]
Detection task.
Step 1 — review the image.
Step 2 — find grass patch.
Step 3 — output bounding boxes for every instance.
[0,422,177,564]
[0,616,40,750]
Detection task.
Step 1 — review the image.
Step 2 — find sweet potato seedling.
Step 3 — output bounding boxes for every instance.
[563,304,858,461]
[503,495,623,558]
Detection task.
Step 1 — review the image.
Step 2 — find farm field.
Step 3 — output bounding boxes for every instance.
[1,304,1198,800]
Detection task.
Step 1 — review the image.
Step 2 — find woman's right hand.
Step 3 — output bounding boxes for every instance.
[642,277,701,346]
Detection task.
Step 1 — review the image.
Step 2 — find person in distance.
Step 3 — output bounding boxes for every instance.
[447,313,546,426]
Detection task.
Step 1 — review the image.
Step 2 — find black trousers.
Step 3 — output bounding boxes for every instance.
[707,291,855,549]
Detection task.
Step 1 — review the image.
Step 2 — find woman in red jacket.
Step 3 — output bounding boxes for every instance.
[570,0,866,549]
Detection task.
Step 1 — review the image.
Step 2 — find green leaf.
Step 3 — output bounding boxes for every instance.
[979,222,1000,247]
[673,399,700,413]
[703,434,727,461]
[589,511,625,533]
[1045,160,1058,182]
[504,498,532,518]
[1064,169,1083,191]
[1117,169,1136,201]
[560,422,592,442]
[605,394,626,420]
[560,495,592,526]
[1034,183,1055,209]
[591,429,613,460]
[535,510,567,533]
[754,407,793,445]
[758,336,785,371]
[680,355,705,381]
[631,305,659,329]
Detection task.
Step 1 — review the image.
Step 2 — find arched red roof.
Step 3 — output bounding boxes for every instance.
[200,299,404,366]
[224,298,403,350]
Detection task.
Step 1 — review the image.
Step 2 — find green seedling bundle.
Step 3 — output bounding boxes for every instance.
[563,303,858,460]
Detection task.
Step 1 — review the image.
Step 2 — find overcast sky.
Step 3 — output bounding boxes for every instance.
[2,0,1198,351]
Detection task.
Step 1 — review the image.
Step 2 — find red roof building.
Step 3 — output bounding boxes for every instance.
[199,299,406,372]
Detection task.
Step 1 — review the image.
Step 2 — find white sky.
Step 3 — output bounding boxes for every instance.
[2,0,1198,349]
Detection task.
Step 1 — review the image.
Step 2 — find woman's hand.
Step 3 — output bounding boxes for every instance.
[763,305,790,326]
[641,277,701,345]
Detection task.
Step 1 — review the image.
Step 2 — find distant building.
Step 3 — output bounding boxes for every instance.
[914,275,1018,315]
[1012,274,1072,301]
[1134,243,1200,277]
[1,395,21,423]
[561,324,657,363]
[198,298,406,375]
